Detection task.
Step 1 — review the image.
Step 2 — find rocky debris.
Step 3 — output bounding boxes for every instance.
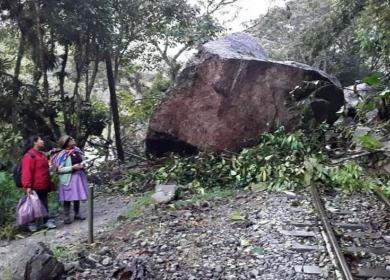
[112,256,154,280]
[65,191,336,279]
[3,242,65,280]
[64,261,81,274]
[146,32,344,156]
[102,256,113,266]
[344,83,374,107]
[151,184,178,204]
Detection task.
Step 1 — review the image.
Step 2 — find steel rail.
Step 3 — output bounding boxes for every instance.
[374,189,390,209]
[310,185,354,280]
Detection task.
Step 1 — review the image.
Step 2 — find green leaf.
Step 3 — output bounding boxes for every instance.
[363,74,381,86]
[251,246,266,255]
[359,134,383,149]
[230,209,245,221]
[264,155,273,161]
[379,89,390,98]
[240,239,251,247]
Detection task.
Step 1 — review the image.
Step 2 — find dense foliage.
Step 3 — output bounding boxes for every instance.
[249,0,390,85]
[0,0,235,167]
[153,128,383,193]
[110,126,387,198]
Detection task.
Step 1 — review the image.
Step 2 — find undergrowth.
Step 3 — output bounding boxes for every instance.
[127,191,154,220]
[154,128,381,193]
[115,127,386,197]
[0,172,23,240]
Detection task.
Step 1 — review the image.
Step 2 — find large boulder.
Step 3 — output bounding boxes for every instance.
[146,33,344,156]
[0,242,64,280]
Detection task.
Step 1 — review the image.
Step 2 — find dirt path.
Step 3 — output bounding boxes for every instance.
[0,194,131,275]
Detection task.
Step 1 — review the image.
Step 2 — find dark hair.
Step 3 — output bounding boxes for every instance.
[63,136,74,149]
[23,135,41,155]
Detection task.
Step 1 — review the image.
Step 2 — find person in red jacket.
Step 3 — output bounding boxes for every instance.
[21,135,56,232]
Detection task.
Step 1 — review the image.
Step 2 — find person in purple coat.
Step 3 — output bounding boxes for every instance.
[51,135,88,224]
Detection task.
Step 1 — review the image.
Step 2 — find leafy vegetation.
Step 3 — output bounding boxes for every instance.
[0,123,22,169]
[127,191,154,220]
[154,128,323,191]
[329,161,377,193]
[0,0,236,163]
[0,172,23,239]
[112,127,386,198]
[249,0,389,85]
[51,245,75,261]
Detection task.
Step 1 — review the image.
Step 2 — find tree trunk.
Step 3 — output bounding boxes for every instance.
[59,44,73,134]
[105,110,112,161]
[11,32,25,128]
[34,1,49,102]
[105,50,125,162]
[73,42,85,139]
[86,56,99,102]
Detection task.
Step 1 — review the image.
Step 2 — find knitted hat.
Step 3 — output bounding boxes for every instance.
[58,135,72,149]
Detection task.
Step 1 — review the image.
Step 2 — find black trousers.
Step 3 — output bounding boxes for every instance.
[34,189,49,222]
[63,201,80,215]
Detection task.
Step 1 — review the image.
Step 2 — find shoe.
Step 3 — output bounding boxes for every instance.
[64,216,72,224]
[45,219,57,229]
[28,224,38,233]
[74,214,86,221]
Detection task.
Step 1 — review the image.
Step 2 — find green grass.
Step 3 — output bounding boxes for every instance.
[0,172,23,240]
[127,191,154,220]
[51,245,75,260]
[174,188,235,208]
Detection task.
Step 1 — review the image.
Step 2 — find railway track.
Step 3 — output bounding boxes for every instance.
[311,185,390,279]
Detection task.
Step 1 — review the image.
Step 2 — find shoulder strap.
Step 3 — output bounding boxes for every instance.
[27,151,36,159]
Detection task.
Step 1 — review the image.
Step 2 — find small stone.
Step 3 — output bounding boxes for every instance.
[152,184,178,204]
[98,246,110,255]
[215,265,223,273]
[250,269,259,277]
[102,256,113,266]
[87,254,100,263]
[64,261,79,272]
[183,211,193,219]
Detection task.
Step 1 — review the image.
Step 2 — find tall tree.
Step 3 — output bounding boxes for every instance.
[248,0,386,85]
[145,0,237,82]
[105,50,125,161]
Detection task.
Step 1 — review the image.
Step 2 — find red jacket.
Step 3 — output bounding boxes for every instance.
[21,148,52,190]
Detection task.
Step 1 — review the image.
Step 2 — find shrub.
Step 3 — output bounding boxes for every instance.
[0,172,22,239]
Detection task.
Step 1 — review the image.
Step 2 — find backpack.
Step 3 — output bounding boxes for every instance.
[13,152,35,188]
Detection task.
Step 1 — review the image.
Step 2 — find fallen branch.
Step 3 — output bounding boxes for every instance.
[124,150,147,161]
[331,148,390,165]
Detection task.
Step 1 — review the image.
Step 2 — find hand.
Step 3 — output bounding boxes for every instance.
[72,163,84,171]
[26,188,32,194]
